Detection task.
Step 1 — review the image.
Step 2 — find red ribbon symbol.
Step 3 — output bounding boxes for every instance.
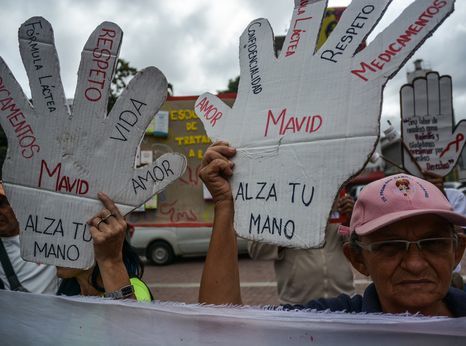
[439,133,465,158]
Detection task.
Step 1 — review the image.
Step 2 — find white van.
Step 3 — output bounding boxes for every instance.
[130,225,249,265]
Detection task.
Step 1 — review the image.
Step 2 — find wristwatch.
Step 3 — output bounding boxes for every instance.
[104,284,134,299]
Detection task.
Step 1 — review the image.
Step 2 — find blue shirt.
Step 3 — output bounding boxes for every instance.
[283,283,466,317]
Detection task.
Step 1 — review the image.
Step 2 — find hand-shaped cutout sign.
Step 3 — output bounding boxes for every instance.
[401,72,466,177]
[0,17,186,268]
[195,0,455,248]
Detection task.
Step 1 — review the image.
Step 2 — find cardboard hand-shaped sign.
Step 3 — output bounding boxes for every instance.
[0,17,187,268]
[195,0,455,248]
[401,72,466,177]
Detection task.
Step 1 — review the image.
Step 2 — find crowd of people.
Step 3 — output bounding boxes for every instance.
[1,142,466,317]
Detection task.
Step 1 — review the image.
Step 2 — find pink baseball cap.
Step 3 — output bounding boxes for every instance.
[344,174,466,236]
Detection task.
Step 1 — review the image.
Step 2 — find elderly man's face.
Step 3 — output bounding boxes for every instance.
[347,215,465,315]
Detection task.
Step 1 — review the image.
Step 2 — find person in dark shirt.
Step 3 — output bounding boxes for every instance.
[198,143,466,317]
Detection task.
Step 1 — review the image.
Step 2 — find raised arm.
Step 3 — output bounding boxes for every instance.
[88,193,134,299]
[198,142,242,305]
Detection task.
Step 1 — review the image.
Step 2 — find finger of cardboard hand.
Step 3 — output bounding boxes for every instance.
[72,21,122,123]
[0,57,36,149]
[106,66,167,156]
[352,0,454,84]
[413,77,428,117]
[238,18,274,95]
[194,92,231,142]
[318,0,391,63]
[436,75,466,170]
[426,72,441,116]
[18,17,67,116]
[279,0,327,61]
[400,83,414,118]
[439,74,453,116]
[118,152,187,206]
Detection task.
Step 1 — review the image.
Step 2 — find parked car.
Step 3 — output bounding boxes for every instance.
[130,225,249,265]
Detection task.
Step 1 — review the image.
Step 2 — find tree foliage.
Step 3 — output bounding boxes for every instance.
[218,76,239,94]
[108,58,138,112]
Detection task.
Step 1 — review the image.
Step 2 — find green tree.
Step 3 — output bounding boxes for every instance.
[107,59,174,109]
[108,58,138,112]
[218,76,239,93]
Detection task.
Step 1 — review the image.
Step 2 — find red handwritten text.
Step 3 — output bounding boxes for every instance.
[0,77,40,159]
[159,200,198,223]
[264,108,322,137]
[179,165,200,186]
[195,97,223,127]
[38,160,89,195]
[85,28,118,102]
[285,0,313,57]
[351,0,448,82]
[439,133,464,158]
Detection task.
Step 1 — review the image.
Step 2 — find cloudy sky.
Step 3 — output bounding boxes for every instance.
[1,0,465,133]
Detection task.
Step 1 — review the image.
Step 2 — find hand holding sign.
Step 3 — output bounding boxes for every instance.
[0,17,186,268]
[195,0,454,248]
[401,72,466,177]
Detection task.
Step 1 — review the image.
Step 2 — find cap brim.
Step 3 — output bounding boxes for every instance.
[355,209,466,236]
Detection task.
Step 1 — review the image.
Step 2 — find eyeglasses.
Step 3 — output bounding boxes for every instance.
[355,236,458,257]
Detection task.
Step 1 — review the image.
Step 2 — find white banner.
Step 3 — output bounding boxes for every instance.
[1,290,465,345]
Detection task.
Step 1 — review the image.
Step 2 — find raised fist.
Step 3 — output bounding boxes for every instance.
[195,0,454,248]
[401,72,466,177]
[0,17,186,268]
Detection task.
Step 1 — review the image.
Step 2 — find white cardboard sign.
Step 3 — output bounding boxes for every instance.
[401,72,466,177]
[0,17,187,268]
[195,0,455,248]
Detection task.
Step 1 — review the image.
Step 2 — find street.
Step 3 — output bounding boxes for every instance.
[142,255,375,305]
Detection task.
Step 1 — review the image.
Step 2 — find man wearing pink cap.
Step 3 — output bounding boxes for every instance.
[198,144,466,317]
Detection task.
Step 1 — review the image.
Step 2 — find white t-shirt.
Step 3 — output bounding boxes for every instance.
[0,236,59,294]
[445,188,466,216]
